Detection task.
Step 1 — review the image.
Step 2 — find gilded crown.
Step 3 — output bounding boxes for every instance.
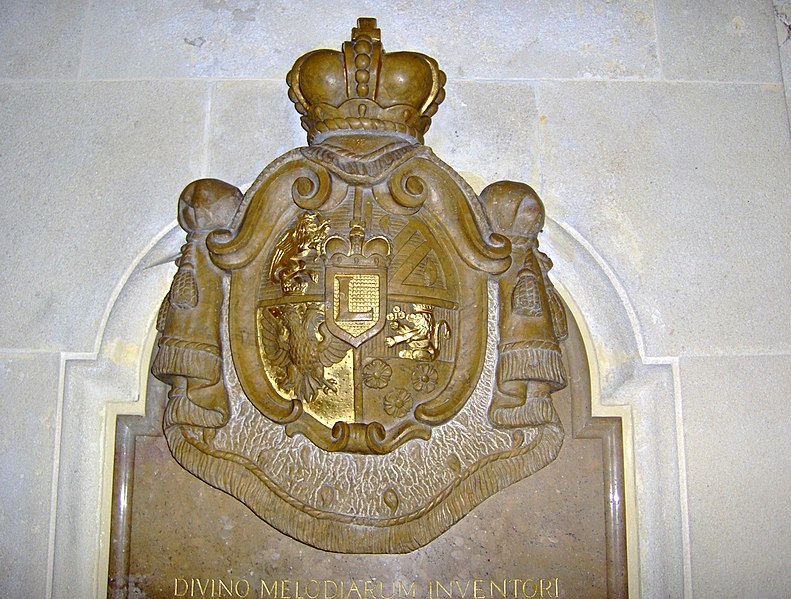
[287,18,446,145]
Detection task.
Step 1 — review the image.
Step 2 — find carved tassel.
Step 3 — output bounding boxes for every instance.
[169,243,199,309]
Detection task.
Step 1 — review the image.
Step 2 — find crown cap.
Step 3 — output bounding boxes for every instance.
[287,18,446,145]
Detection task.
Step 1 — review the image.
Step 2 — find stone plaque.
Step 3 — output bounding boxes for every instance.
[109,19,627,598]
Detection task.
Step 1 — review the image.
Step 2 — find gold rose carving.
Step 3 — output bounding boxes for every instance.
[152,18,569,554]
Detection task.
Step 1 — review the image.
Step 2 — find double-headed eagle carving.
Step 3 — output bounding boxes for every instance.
[259,304,350,403]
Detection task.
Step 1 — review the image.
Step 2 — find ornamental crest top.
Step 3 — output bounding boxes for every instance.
[152,18,569,553]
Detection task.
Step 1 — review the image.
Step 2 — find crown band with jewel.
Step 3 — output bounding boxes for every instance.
[286,18,446,145]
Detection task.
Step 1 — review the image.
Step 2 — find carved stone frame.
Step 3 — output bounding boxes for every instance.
[44,212,687,597]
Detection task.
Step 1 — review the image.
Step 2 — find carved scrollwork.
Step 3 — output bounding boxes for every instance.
[376,155,512,275]
[291,163,332,209]
[207,155,346,270]
[388,166,429,210]
[283,418,432,454]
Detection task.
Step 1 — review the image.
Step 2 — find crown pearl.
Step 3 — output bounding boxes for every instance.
[354,39,372,54]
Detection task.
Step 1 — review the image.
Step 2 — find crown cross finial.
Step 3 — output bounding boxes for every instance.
[352,17,380,41]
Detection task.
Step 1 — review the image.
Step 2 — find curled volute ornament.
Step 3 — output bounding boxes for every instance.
[152,18,571,554]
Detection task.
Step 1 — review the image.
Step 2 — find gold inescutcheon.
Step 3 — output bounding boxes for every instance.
[333,273,380,337]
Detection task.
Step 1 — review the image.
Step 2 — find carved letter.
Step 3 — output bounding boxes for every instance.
[336,275,374,321]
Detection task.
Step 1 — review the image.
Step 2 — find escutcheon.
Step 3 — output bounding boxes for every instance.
[152,18,569,553]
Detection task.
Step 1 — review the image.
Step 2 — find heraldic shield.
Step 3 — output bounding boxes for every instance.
[152,19,569,553]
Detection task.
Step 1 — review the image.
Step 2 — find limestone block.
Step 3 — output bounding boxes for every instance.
[680,355,791,597]
[429,81,540,191]
[209,81,305,188]
[538,80,791,356]
[81,1,658,80]
[0,0,86,78]
[0,353,60,599]
[0,81,207,351]
[775,2,791,118]
[655,0,781,81]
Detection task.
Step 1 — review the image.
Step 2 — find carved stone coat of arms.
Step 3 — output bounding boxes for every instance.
[152,19,568,553]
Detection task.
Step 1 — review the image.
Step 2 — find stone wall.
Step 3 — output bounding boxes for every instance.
[1,2,789,597]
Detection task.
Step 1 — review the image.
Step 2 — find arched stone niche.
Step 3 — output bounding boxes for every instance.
[52,218,681,599]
